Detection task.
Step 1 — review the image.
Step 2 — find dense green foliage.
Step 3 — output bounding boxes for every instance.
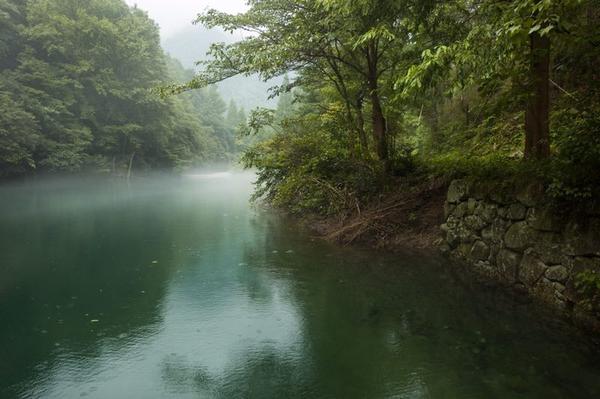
[179,0,599,214]
[0,0,239,177]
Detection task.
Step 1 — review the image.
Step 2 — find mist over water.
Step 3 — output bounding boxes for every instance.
[1,172,600,398]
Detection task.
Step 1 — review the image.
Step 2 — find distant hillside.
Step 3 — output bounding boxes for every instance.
[162,25,278,111]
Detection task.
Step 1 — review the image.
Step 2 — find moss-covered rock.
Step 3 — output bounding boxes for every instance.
[534,278,567,310]
[470,240,490,261]
[453,202,469,218]
[497,249,521,283]
[496,206,506,218]
[467,198,478,214]
[482,219,510,244]
[507,203,527,220]
[504,221,537,251]
[520,249,548,287]
[475,202,498,223]
[545,265,569,283]
[456,243,473,258]
[532,232,564,265]
[447,179,470,204]
[464,215,487,232]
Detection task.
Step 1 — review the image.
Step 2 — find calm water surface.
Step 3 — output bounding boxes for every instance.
[1,172,600,398]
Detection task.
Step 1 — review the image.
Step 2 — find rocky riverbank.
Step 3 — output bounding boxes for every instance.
[440,179,600,333]
[302,176,600,335]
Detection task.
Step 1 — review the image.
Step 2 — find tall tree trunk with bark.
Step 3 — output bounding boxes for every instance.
[524,32,551,159]
[366,42,388,169]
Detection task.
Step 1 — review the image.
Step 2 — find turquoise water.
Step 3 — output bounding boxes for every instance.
[1,172,599,398]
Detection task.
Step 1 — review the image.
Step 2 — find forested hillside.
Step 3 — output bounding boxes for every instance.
[0,0,234,177]
[174,0,600,215]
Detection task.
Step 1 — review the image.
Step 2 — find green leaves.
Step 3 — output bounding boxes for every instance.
[496,0,579,41]
[238,108,276,137]
[0,85,39,173]
[353,24,396,49]
[396,45,454,98]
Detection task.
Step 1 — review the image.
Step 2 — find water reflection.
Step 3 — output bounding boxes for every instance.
[0,176,190,397]
[0,173,599,398]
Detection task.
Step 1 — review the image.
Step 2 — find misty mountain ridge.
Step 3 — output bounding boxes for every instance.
[162,25,279,111]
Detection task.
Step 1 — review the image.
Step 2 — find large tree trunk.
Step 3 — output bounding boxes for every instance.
[369,85,387,162]
[524,32,550,159]
[366,42,388,168]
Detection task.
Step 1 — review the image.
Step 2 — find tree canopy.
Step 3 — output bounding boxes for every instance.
[174,0,599,213]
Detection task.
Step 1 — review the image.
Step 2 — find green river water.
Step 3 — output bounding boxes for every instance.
[1,172,600,398]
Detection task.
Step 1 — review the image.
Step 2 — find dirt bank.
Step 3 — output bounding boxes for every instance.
[303,177,448,250]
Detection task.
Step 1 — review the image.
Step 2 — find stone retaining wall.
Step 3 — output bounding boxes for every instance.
[440,179,600,331]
